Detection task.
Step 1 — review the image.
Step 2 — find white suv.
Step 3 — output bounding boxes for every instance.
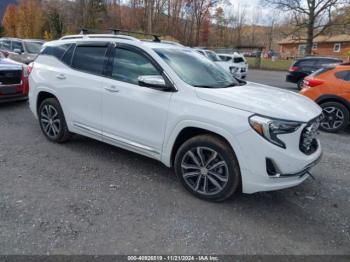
[218,53,248,79]
[29,35,323,201]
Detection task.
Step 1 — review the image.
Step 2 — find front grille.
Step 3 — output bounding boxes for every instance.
[299,115,322,155]
[0,70,22,85]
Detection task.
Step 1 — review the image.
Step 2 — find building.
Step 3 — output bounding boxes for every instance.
[279,34,350,60]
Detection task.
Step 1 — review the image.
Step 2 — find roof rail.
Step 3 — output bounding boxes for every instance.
[76,28,161,42]
[108,28,161,42]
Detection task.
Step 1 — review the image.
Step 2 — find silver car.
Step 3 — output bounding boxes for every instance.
[0,38,44,64]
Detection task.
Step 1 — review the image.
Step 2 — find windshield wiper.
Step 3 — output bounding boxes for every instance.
[193,85,218,88]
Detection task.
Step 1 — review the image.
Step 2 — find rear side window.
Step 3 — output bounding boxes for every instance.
[317,59,342,65]
[41,44,72,60]
[61,44,76,65]
[296,59,315,67]
[72,46,108,75]
[335,71,350,81]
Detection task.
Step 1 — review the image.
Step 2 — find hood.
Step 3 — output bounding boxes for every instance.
[195,82,322,122]
[0,58,22,71]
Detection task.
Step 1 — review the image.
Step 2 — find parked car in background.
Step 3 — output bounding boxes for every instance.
[194,48,247,79]
[0,38,44,64]
[300,63,350,133]
[0,52,29,103]
[218,53,248,79]
[286,57,343,90]
[29,35,322,201]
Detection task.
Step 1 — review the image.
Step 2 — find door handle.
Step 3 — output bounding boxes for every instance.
[56,73,66,80]
[105,85,120,93]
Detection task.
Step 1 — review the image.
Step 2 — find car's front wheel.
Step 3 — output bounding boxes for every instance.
[174,135,241,201]
[320,101,349,133]
[38,98,71,143]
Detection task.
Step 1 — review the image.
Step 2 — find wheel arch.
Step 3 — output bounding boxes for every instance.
[316,94,350,113]
[162,121,245,170]
[36,91,59,115]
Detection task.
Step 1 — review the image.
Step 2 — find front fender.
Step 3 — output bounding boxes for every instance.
[161,120,248,171]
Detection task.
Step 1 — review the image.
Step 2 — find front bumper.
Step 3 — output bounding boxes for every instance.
[235,127,322,194]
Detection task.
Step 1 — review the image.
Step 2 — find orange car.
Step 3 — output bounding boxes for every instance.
[300,63,350,133]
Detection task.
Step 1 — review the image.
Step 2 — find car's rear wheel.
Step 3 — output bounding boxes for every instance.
[39,98,71,143]
[174,135,241,202]
[297,79,304,90]
[320,101,349,133]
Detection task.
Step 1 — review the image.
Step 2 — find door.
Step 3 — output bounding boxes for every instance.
[101,44,173,158]
[57,43,109,136]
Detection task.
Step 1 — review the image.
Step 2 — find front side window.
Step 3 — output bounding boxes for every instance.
[111,47,161,85]
[12,41,24,52]
[23,41,44,54]
[334,43,341,53]
[72,46,108,75]
[155,48,238,88]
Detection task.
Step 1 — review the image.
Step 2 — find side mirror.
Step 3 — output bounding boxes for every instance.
[13,49,22,54]
[138,75,168,90]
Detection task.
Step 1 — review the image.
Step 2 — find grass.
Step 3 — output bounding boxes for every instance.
[246,57,293,71]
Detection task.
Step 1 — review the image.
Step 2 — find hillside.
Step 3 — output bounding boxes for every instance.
[0,0,17,23]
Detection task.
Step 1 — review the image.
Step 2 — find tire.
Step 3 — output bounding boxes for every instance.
[174,135,241,202]
[319,102,349,133]
[38,98,71,143]
[297,79,304,90]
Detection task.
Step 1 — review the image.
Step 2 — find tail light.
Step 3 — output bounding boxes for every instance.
[23,62,34,77]
[303,79,324,87]
[289,66,299,72]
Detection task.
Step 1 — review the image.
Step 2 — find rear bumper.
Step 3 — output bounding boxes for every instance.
[0,94,28,103]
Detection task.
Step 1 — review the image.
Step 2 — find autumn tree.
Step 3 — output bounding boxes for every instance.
[2,4,17,36]
[264,0,345,55]
[16,0,44,38]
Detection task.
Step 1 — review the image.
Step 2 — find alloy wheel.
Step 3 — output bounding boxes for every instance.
[321,106,344,131]
[181,147,229,196]
[40,105,61,138]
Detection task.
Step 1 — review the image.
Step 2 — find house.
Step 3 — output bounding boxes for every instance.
[279,34,350,60]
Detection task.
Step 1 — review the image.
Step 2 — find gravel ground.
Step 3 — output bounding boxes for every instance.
[0,70,349,255]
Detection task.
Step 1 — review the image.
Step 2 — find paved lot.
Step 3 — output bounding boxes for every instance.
[248,69,297,90]
[0,70,350,255]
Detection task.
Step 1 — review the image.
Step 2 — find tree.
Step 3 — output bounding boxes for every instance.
[264,0,345,55]
[16,0,44,38]
[2,4,17,36]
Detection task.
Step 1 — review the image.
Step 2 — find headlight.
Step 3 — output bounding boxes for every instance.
[249,115,302,148]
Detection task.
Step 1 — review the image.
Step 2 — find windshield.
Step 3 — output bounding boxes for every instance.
[24,41,44,54]
[155,48,238,88]
[205,51,221,62]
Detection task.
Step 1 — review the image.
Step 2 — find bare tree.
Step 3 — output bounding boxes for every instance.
[264,0,345,55]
